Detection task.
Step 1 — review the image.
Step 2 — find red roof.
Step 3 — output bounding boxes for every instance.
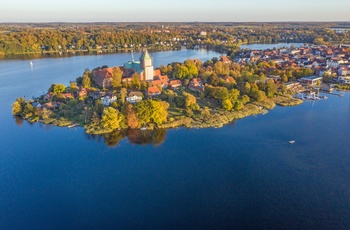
[147,86,161,95]
[152,80,162,87]
[154,69,161,77]
[169,80,182,88]
[160,75,169,84]
[92,68,113,87]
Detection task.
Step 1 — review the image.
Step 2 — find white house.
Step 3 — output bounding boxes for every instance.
[101,95,117,106]
[300,76,323,85]
[126,91,143,103]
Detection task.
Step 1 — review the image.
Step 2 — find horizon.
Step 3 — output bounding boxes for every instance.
[1,0,350,23]
[1,21,350,24]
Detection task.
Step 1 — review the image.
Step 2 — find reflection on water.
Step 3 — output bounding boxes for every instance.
[14,116,167,147]
[14,116,23,126]
[85,128,167,147]
[127,129,166,146]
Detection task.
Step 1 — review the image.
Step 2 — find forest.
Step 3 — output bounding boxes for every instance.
[1,22,350,56]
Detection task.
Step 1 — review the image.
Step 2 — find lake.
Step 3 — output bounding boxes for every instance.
[0,49,350,229]
[240,43,304,50]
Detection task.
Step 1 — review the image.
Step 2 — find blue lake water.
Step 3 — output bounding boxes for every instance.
[240,43,304,50]
[0,49,350,229]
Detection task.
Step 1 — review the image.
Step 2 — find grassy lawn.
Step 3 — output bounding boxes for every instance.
[168,107,185,118]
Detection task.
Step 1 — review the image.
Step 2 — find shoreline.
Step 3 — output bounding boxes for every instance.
[17,96,303,134]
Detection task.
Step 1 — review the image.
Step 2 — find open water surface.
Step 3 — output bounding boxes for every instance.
[0,48,349,229]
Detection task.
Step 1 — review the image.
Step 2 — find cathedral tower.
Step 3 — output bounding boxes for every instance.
[140,49,154,81]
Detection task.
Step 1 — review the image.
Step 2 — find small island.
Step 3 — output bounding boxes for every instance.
[12,46,347,135]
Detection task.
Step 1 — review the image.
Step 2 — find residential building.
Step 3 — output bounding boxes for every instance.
[147,86,161,97]
[126,91,143,103]
[92,68,113,88]
[300,76,323,85]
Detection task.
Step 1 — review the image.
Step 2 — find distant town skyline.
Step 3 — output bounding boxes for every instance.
[1,0,350,22]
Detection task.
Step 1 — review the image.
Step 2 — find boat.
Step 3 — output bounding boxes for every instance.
[140,127,147,131]
[30,61,33,68]
[68,124,78,128]
[289,140,295,144]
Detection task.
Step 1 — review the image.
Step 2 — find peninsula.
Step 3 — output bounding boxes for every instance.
[12,45,349,135]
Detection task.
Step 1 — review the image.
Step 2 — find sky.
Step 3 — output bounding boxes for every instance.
[1,0,350,22]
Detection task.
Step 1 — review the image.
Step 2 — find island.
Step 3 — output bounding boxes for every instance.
[12,45,349,135]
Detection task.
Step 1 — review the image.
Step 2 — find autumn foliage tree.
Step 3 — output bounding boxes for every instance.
[112,67,123,88]
[135,100,169,125]
[125,104,139,129]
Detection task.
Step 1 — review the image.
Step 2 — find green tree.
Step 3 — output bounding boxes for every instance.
[12,100,23,115]
[243,82,251,95]
[234,101,244,111]
[173,64,189,79]
[82,74,91,88]
[207,73,220,86]
[222,99,233,111]
[23,103,34,118]
[100,107,123,131]
[184,59,198,78]
[69,82,78,93]
[131,73,141,89]
[135,100,168,125]
[266,80,277,98]
[183,92,197,108]
[241,95,250,104]
[50,83,66,94]
[228,89,240,101]
[251,90,267,102]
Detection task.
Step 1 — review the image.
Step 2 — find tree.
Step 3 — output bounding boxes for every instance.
[50,83,66,94]
[120,88,127,103]
[112,67,123,88]
[12,100,22,115]
[204,85,229,100]
[135,100,168,125]
[243,82,251,95]
[207,73,220,86]
[201,107,211,117]
[228,89,240,101]
[281,74,288,83]
[41,108,53,120]
[314,37,326,45]
[222,99,233,111]
[251,90,267,102]
[241,95,250,104]
[82,74,91,88]
[125,104,139,129]
[184,59,198,78]
[100,107,123,131]
[69,82,78,93]
[94,99,104,116]
[183,92,197,108]
[23,103,34,118]
[234,101,244,111]
[266,80,277,98]
[131,73,141,89]
[173,64,189,79]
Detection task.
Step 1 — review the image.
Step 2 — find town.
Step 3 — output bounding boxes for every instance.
[12,44,350,134]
